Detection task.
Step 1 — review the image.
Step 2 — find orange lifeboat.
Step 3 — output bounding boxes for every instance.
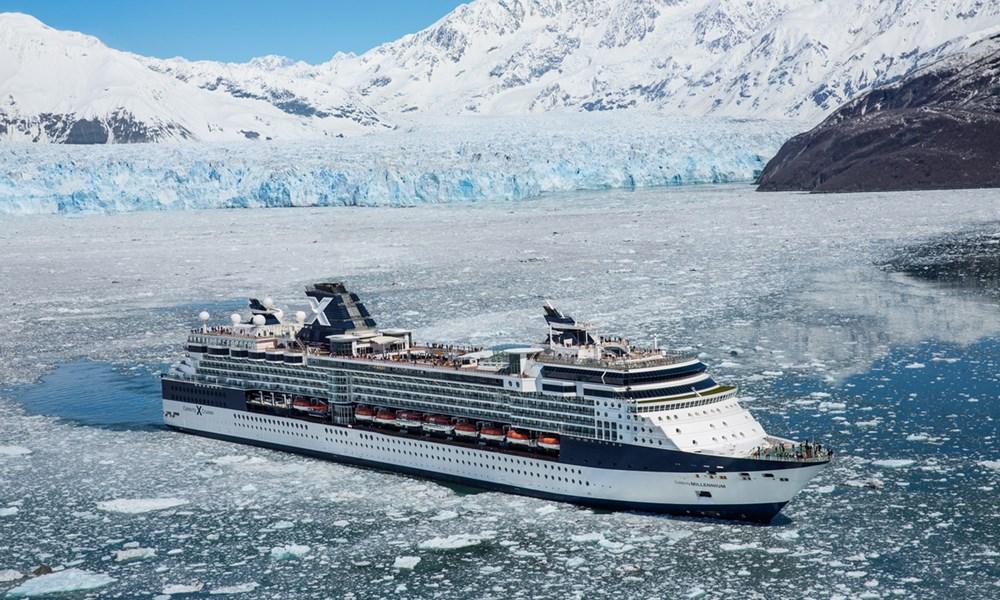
[480,425,505,443]
[505,428,535,447]
[374,408,397,426]
[537,435,560,451]
[396,411,423,428]
[292,398,328,414]
[354,405,374,422]
[423,414,454,434]
[454,422,478,438]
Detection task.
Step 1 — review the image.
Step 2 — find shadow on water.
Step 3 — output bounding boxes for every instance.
[2,360,165,431]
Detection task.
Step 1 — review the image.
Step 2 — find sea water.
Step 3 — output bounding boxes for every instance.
[0,185,997,598]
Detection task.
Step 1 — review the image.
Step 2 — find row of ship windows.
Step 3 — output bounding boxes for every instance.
[320,432,591,486]
[234,413,320,440]
[632,393,734,413]
[201,359,326,381]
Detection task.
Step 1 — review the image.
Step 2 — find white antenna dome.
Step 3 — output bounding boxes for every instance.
[295,310,306,324]
[230,313,242,326]
[252,314,266,326]
[263,296,274,308]
[273,308,284,320]
[198,311,210,322]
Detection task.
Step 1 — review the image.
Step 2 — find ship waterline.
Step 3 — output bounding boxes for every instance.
[163,282,830,522]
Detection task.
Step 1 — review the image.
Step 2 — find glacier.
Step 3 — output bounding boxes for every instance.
[0,114,800,215]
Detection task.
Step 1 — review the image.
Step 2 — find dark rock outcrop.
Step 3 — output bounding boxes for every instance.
[757,35,1000,193]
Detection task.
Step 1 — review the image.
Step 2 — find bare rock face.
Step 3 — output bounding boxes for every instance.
[756,35,1000,193]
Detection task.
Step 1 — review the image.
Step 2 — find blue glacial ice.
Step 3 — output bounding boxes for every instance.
[0,114,801,215]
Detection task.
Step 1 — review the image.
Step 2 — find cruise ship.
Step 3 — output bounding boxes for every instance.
[162,283,831,522]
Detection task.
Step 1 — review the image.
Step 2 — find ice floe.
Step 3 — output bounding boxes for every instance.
[209,582,259,595]
[96,498,188,514]
[0,569,23,583]
[417,534,485,550]
[0,507,19,517]
[114,547,156,561]
[4,569,115,597]
[392,556,421,570]
[0,446,31,457]
[269,544,310,560]
[161,582,205,595]
[872,459,915,469]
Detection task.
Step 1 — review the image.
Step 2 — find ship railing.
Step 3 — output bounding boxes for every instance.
[747,437,833,463]
[534,351,693,370]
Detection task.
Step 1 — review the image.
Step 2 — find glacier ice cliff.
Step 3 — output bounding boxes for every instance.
[0,115,801,215]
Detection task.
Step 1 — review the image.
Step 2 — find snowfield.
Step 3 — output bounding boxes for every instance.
[0,114,798,215]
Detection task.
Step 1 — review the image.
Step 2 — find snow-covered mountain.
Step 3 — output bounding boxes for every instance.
[0,13,391,143]
[313,0,1000,119]
[2,1,999,143]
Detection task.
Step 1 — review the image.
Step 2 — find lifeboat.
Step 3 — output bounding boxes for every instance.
[506,428,535,447]
[423,414,454,434]
[396,410,423,428]
[292,398,328,414]
[454,422,478,438]
[480,425,505,443]
[374,408,397,426]
[537,435,560,451]
[354,405,374,422]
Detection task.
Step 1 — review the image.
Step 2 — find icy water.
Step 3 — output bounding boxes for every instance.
[0,184,998,598]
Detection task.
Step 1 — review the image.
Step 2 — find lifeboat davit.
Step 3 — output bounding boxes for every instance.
[354,405,374,422]
[506,428,535,447]
[374,408,397,426]
[396,410,423,428]
[454,422,478,438]
[292,398,328,414]
[538,435,560,451]
[480,425,505,443]
[423,414,454,434]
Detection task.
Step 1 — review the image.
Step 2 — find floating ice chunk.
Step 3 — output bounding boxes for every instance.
[162,582,205,594]
[872,459,915,468]
[686,587,707,598]
[332,520,350,527]
[392,556,421,570]
[534,505,559,515]
[905,433,931,442]
[208,455,251,465]
[0,569,23,582]
[814,485,836,494]
[0,507,19,517]
[96,498,188,514]
[718,361,741,368]
[269,544,310,560]
[565,557,585,568]
[5,569,115,597]
[570,532,604,543]
[977,460,1000,472]
[209,582,260,595]
[810,392,832,398]
[598,538,634,554]
[775,529,799,540]
[818,402,847,411]
[0,446,31,457]
[115,547,156,562]
[269,520,294,530]
[429,510,458,521]
[417,534,484,550]
[903,362,925,369]
[720,542,761,551]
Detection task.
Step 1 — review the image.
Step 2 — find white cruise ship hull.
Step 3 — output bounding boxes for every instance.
[163,399,826,522]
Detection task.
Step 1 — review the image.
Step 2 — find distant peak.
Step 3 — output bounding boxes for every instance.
[246,54,295,70]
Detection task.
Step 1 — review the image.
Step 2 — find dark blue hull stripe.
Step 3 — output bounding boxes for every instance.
[168,425,788,523]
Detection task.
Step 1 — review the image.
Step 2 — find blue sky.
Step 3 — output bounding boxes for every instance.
[2,0,467,63]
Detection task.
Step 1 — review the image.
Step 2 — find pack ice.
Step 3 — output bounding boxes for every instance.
[0,114,798,215]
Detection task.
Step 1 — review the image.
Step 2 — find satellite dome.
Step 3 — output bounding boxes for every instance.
[252,314,266,326]
[198,311,210,321]
[295,311,306,323]
[230,313,242,326]
[263,296,274,308]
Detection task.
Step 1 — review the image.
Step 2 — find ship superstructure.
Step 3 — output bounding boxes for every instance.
[163,282,830,521]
